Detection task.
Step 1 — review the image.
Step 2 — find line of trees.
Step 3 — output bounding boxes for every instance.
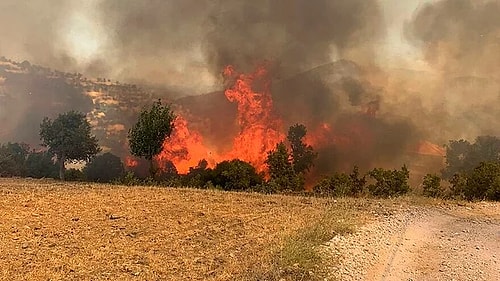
[1,100,499,201]
[419,136,500,201]
[0,141,124,183]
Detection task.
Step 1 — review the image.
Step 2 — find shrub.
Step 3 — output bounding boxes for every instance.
[449,173,468,199]
[0,142,29,177]
[84,152,125,183]
[119,171,142,186]
[367,166,410,197]
[422,174,444,198]
[64,168,85,182]
[314,173,351,197]
[251,181,279,194]
[155,160,178,182]
[349,166,366,195]
[210,159,263,191]
[450,162,500,201]
[182,159,212,188]
[25,151,58,178]
[313,166,366,197]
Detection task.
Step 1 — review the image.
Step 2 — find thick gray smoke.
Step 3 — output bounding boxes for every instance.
[406,0,500,77]
[0,0,422,174]
[401,0,500,142]
[0,0,383,90]
[202,0,382,75]
[2,0,498,177]
[0,1,105,76]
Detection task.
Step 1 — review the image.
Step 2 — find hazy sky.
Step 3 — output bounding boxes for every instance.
[0,0,436,93]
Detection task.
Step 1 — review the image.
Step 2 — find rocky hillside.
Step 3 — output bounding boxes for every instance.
[0,57,163,156]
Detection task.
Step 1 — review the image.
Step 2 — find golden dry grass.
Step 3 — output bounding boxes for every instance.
[0,178,345,280]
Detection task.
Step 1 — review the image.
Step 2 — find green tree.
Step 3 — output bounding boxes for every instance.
[0,142,29,177]
[287,124,317,174]
[367,166,410,197]
[349,166,367,195]
[451,162,500,201]
[443,139,472,178]
[128,100,176,177]
[313,166,366,197]
[40,111,101,180]
[25,151,58,178]
[314,172,352,197]
[265,142,301,191]
[422,173,443,198]
[443,136,500,178]
[84,152,125,183]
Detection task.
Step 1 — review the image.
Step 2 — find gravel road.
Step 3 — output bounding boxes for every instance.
[324,201,500,281]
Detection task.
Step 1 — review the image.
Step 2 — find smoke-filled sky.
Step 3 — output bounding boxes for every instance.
[0,0,436,93]
[0,0,499,171]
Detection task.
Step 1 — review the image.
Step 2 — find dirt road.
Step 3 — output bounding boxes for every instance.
[325,202,500,281]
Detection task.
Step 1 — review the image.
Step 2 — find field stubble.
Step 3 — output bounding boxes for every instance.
[0,178,375,280]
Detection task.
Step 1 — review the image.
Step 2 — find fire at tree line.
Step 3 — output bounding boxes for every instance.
[0,100,499,201]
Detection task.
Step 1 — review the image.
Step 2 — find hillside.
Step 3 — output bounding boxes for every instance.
[0,57,165,156]
[0,56,446,180]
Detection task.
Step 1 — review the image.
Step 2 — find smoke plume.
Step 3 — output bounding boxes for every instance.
[1,0,499,177]
[400,0,500,141]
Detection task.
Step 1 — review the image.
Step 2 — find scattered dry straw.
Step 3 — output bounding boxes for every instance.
[0,178,338,280]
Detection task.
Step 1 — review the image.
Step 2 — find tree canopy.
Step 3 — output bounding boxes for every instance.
[128,100,176,177]
[0,142,29,177]
[443,135,500,178]
[265,142,301,191]
[210,159,263,191]
[40,111,100,180]
[25,151,58,179]
[287,123,317,174]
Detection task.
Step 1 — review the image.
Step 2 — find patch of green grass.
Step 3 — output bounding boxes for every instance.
[240,205,358,281]
[277,208,355,280]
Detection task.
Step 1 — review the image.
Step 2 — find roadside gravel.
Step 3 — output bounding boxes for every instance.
[322,202,500,281]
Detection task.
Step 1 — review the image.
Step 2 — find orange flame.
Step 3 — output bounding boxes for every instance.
[157,64,285,174]
[125,156,138,168]
[223,64,284,172]
[156,115,217,174]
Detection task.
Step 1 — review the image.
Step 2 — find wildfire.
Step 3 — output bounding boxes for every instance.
[128,64,444,178]
[156,115,217,174]
[223,64,284,172]
[157,64,284,174]
[125,156,138,168]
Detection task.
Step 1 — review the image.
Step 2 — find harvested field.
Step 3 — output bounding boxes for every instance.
[0,178,350,280]
[6,178,483,281]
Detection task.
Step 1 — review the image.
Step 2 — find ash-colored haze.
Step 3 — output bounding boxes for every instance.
[0,0,499,173]
[400,0,500,141]
[0,0,385,91]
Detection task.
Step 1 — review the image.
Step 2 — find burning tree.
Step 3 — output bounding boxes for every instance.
[128,100,176,177]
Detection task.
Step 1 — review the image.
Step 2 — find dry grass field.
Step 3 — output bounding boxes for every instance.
[0,178,377,280]
[7,178,487,280]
